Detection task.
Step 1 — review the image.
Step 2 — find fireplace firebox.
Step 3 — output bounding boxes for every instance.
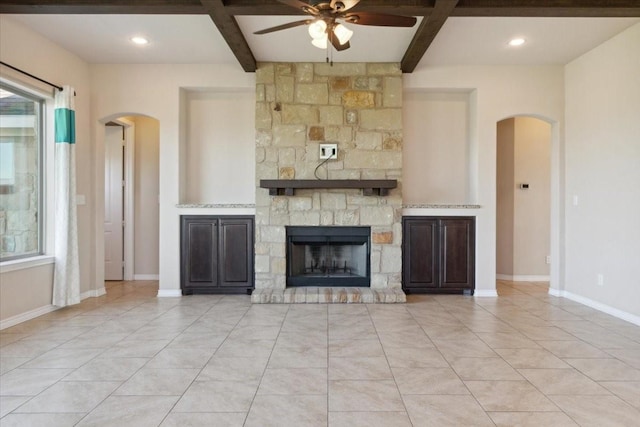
[286,226,371,287]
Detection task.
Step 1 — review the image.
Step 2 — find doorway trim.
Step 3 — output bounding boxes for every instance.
[107,117,135,281]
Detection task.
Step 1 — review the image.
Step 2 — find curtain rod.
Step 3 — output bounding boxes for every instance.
[0,61,66,93]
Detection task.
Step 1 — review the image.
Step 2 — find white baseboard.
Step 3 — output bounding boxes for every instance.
[157,289,182,297]
[549,289,640,327]
[81,287,106,299]
[547,287,562,297]
[0,304,58,330]
[474,289,499,297]
[497,274,550,282]
[134,274,159,280]
[1,287,107,330]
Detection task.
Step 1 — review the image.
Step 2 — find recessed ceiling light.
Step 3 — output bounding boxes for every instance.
[130,36,149,46]
[508,38,526,47]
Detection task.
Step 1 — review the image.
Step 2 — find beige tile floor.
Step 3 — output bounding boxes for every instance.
[1,280,640,426]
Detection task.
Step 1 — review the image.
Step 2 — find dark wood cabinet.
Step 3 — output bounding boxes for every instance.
[402,216,475,294]
[181,216,254,295]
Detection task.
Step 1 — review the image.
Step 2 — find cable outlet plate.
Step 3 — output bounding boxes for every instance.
[320,143,338,159]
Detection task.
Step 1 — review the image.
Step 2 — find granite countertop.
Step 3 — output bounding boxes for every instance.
[176,203,479,209]
[176,203,256,208]
[403,204,481,209]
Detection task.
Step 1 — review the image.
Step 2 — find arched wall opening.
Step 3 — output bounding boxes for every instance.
[96,113,160,287]
[495,114,563,293]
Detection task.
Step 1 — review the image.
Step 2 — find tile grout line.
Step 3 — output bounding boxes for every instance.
[155,295,234,427]
[366,302,415,426]
[241,302,291,427]
[9,286,162,424]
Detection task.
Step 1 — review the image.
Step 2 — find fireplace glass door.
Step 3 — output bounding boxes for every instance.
[286,226,370,287]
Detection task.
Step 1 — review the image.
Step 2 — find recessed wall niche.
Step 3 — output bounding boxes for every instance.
[180,89,255,204]
[403,90,475,204]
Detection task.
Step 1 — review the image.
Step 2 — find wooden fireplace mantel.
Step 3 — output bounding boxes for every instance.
[260,179,397,196]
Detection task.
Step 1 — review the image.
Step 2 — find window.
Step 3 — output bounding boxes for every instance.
[0,83,44,261]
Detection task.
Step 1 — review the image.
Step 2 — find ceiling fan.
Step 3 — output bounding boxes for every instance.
[253,0,417,51]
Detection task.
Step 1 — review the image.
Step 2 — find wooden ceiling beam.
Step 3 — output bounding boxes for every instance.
[0,0,205,14]
[1,0,638,17]
[223,0,434,16]
[199,0,256,72]
[0,0,434,16]
[401,0,458,73]
[452,0,640,17]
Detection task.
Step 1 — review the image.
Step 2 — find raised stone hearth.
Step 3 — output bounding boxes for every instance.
[251,287,406,304]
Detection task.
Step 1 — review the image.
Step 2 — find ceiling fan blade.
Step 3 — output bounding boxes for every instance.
[278,0,319,15]
[330,0,360,12]
[254,19,312,35]
[343,12,417,27]
[329,32,350,51]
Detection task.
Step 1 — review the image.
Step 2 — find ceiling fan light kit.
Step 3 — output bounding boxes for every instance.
[254,0,417,52]
[308,19,327,39]
[311,36,328,49]
[333,23,353,45]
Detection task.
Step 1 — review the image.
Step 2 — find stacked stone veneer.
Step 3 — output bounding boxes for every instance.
[254,62,404,294]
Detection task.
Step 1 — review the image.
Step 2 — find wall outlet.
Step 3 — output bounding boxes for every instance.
[545,255,551,264]
[319,143,338,159]
[597,274,604,286]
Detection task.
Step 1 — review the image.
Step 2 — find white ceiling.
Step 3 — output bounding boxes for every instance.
[6,13,639,69]
[423,16,640,66]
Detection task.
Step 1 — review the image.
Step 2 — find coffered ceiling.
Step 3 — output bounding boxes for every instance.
[1,1,639,72]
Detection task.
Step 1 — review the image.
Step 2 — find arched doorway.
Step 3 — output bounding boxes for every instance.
[496,116,554,291]
[100,113,160,284]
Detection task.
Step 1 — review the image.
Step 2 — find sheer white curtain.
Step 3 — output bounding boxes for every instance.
[52,86,80,307]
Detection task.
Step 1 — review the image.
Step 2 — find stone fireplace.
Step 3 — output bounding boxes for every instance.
[252,62,405,303]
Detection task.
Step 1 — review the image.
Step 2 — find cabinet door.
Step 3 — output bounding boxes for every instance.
[219,218,254,288]
[182,218,218,288]
[403,218,439,289]
[439,218,475,289]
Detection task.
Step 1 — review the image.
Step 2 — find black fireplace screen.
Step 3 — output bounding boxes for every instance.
[286,226,371,287]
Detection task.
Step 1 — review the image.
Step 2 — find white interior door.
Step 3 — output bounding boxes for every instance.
[104,125,124,280]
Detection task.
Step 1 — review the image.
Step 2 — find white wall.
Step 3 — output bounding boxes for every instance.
[403,91,470,204]
[90,64,255,295]
[564,23,640,316]
[132,116,160,277]
[184,90,255,204]
[513,117,551,277]
[405,65,565,294]
[0,17,93,324]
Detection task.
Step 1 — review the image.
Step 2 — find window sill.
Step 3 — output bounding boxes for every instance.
[0,255,55,274]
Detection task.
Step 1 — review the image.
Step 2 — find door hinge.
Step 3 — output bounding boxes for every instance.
[122,221,125,228]
[122,180,125,188]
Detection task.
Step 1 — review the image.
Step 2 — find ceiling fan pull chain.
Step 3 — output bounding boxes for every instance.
[326,38,329,64]
[329,30,334,66]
